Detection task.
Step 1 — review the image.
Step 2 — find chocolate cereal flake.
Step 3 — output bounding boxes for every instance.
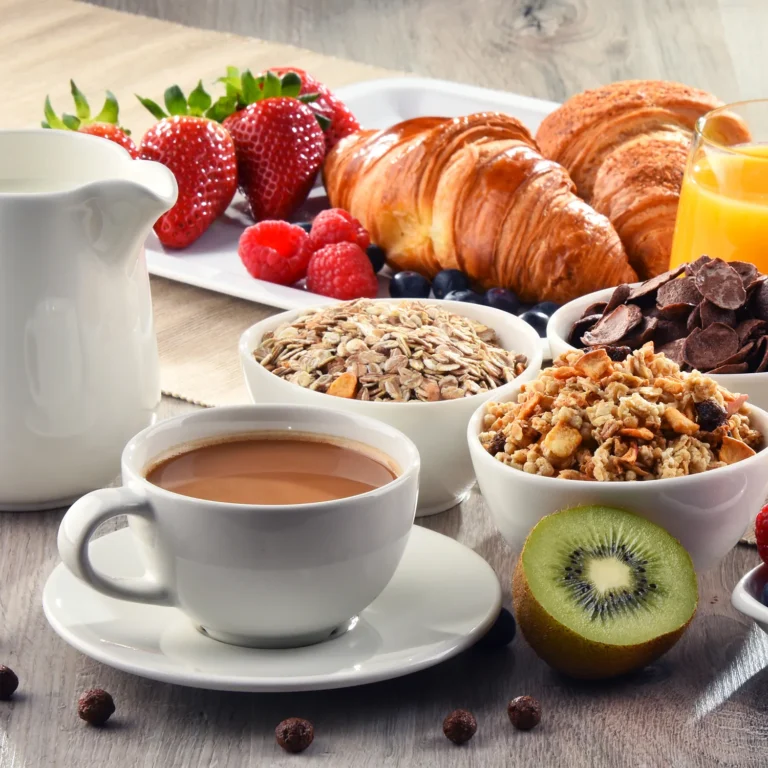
[694,259,747,310]
[582,304,643,346]
[656,276,702,310]
[683,324,740,371]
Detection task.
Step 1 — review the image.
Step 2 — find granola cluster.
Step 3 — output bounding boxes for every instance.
[254,300,527,402]
[479,344,762,481]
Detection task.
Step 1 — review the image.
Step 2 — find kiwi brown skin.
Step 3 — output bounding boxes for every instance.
[512,556,697,680]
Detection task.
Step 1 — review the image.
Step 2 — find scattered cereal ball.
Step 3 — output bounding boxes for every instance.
[275,717,314,753]
[442,709,477,745]
[78,689,115,726]
[507,695,541,731]
[0,666,19,700]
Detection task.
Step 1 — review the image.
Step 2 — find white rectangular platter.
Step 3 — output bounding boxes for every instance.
[144,77,560,310]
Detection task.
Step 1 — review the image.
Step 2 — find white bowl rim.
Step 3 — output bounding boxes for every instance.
[548,283,768,381]
[239,298,545,412]
[467,385,768,489]
[732,562,768,624]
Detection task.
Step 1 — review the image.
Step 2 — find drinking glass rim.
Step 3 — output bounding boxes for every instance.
[696,98,768,158]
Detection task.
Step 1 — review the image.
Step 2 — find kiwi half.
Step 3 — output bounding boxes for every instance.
[513,505,697,679]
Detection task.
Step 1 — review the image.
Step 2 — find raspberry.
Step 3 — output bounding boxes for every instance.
[755,505,768,567]
[306,242,379,300]
[309,208,370,253]
[238,221,312,285]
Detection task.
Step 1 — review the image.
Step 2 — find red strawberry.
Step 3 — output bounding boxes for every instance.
[306,242,379,300]
[219,75,325,220]
[238,220,312,285]
[755,504,768,567]
[137,83,237,249]
[43,81,138,158]
[260,67,360,151]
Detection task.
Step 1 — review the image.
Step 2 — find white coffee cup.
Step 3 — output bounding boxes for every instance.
[57,404,420,648]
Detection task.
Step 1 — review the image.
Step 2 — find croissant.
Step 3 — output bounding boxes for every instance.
[323,112,637,304]
[536,80,748,279]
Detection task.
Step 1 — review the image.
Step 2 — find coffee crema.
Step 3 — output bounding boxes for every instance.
[145,433,398,505]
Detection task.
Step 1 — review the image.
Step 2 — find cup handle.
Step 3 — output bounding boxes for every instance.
[57,487,173,606]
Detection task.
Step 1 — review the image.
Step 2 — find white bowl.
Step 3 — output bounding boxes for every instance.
[240,299,543,517]
[732,563,768,635]
[468,385,768,571]
[547,285,768,409]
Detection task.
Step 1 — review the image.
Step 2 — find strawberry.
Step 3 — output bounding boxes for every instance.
[257,67,360,151]
[42,81,138,158]
[136,83,238,249]
[212,70,325,222]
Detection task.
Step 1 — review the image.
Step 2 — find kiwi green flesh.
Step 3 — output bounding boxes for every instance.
[521,505,697,646]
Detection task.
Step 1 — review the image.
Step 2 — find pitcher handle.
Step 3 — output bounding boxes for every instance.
[57,487,173,606]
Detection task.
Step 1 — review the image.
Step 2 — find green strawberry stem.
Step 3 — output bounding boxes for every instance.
[42,81,128,133]
[208,68,329,129]
[136,81,217,120]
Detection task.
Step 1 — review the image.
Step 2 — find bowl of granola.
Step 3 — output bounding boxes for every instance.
[547,258,768,409]
[240,299,543,516]
[468,344,768,570]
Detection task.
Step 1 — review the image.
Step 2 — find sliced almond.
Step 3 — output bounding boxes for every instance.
[516,393,542,421]
[616,442,639,465]
[574,349,613,380]
[719,435,756,464]
[724,393,749,416]
[619,427,655,441]
[328,372,358,399]
[664,406,699,435]
[542,421,583,459]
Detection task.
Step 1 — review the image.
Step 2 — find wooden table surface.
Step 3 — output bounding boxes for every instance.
[3,0,768,766]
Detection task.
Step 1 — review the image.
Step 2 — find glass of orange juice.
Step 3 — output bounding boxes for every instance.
[670,100,768,272]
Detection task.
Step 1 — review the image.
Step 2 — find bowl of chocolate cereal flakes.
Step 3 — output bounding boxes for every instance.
[240,299,543,516]
[468,342,768,571]
[548,257,768,409]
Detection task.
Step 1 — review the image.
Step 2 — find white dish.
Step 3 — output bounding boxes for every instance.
[240,298,543,516]
[468,381,768,572]
[547,284,768,409]
[144,76,559,312]
[43,526,502,692]
[732,562,768,635]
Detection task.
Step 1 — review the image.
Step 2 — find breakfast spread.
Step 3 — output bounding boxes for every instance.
[569,256,768,373]
[512,505,698,679]
[479,344,762,480]
[253,299,528,401]
[323,112,637,304]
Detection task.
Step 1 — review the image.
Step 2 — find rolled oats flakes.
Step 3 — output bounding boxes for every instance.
[253,300,528,402]
[479,344,763,481]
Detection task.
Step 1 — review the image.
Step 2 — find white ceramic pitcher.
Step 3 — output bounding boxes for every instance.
[0,130,177,510]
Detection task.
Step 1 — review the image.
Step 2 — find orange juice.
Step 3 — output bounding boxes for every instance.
[670,144,768,272]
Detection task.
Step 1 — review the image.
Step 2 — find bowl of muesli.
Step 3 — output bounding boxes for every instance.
[240,299,543,516]
[468,344,768,570]
[547,258,768,409]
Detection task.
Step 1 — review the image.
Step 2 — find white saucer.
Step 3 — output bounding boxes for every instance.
[43,526,501,692]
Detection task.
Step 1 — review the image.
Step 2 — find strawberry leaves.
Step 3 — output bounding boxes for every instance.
[136,81,217,120]
[42,81,127,133]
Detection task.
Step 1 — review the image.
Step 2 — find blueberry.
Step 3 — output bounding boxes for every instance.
[761,582,768,607]
[296,221,313,234]
[531,301,560,317]
[519,309,549,337]
[475,608,516,650]
[485,287,520,314]
[444,289,486,304]
[366,244,387,273]
[432,269,470,299]
[389,270,431,299]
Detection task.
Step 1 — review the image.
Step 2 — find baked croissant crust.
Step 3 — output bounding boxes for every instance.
[535,80,748,279]
[323,112,637,304]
